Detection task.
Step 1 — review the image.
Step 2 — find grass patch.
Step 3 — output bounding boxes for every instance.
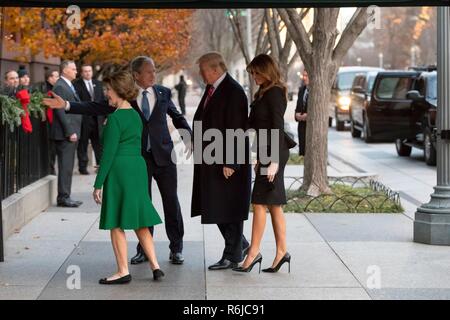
[285,184,404,213]
[287,153,304,165]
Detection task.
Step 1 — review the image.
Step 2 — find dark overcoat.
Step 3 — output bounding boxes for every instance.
[191,73,252,224]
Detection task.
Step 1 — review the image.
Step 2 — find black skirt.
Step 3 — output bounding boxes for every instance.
[251,147,289,205]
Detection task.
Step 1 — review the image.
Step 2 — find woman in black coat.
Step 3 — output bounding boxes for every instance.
[233,54,293,274]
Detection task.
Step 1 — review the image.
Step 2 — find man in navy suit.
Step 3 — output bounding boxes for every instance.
[43,56,192,265]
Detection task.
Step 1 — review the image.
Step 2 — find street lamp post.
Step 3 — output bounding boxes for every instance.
[0,7,5,263]
[411,46,416,67]
[414,6,450,245]
[246,8,253,58]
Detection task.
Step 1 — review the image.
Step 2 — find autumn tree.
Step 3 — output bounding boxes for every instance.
[2,7,193,73]
[278,8,369,196]
[373,6,436,69]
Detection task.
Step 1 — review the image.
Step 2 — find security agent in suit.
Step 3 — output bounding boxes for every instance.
[73,64,106,174]
[43,56,192,265]
[295,70,309,156]
[51,61,83,208]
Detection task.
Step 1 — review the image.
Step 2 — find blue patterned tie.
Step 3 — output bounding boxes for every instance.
[141,90,151,121]
[70,83,80,100]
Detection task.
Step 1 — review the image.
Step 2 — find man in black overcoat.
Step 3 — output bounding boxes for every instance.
[192,52,251,270]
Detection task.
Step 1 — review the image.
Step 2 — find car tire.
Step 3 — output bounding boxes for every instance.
[350,116,361,138]
[395,138,412,157]
[424,129,437,166]
[363,114,374,143]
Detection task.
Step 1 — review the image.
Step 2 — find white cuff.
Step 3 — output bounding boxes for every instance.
[65,101,71,111]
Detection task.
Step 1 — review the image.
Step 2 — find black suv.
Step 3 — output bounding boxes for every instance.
[329,66,383,131]
[350,68,437,165]
[349,70,383,140]
[396,70,437,166]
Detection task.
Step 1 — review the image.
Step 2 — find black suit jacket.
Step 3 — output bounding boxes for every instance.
[73,78,104,102]
[73,78,106,133]
[295,85,309,117]
[68,84,192,167]
[51,78,82,141]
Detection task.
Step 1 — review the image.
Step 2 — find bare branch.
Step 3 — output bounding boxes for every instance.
[265,9,280,58]
[228,10,251,64]
[333,8,369,62]
[277,8,313,63]
[255,11,266,55]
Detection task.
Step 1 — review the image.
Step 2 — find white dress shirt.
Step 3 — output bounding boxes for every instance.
[61,76,75,90]
[83,79,95,99]
[212,72,227,91]
[136,86,157,115]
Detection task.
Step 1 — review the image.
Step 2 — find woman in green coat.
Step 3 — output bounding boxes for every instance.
[92,70,164,284]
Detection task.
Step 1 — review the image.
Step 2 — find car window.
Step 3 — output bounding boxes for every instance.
[351,76,363,90]
[376,77,414,100]
[416,78,426,96]
[367,75,376,93]
[338,72,361,90]
[427,75,437,100]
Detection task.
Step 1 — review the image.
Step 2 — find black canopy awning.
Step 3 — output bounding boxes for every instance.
[1,0,449,8]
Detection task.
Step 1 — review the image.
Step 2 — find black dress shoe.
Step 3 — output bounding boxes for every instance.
[57,199,81,208]
[73,200,83,206]
[79,169,89,175]
[130,251,148,265]
[153,269,165,281]
[99,274,132,285]
[208,258,238,270]
[169,252,184,265]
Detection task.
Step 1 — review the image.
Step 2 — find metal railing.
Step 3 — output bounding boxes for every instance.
[1,118,51,262]
[283,176,403,213]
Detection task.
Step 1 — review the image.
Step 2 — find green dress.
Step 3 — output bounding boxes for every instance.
[94,108,162,230]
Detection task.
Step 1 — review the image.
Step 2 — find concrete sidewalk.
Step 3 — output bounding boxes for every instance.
[2,158,450,300]
[1,92,449,300]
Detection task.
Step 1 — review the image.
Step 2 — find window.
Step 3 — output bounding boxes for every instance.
[376,77,414,100]
[427,75,437,100]
[337,72,360,90]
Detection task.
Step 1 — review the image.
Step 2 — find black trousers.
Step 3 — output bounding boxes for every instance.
[136,151,184,254]
[218,222,249,263]
[178,95,186,115]
[77,116,102,171]
[54,139,78,202]
[48,137,56,175]
[298,121,307,156]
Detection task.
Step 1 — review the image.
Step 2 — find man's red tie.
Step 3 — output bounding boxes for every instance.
[203,85,215,108]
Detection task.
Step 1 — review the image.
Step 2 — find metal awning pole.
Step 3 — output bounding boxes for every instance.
[414,6,450,245]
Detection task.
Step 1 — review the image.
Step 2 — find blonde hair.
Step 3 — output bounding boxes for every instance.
[246,54,287,100]
[196,52,228,72]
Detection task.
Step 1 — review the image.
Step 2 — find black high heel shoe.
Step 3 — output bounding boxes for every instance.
[232,253,262,273]
[99,274,132,285]
[262,252,291,273]
[153,269,165,281]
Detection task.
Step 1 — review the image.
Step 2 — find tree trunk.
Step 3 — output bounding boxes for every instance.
[302,66,334,196]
